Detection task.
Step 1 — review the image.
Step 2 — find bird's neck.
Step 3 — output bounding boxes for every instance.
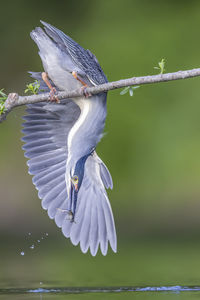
[67,93,107,167]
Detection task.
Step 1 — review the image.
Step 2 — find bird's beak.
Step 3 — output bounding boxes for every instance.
[74,183,78,192]
[71,177,79,191]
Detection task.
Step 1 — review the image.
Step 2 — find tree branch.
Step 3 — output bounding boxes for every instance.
[1,67,200,123]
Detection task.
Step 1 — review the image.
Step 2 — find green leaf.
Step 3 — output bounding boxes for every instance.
[24,80,41,95]
[154,58,166,74]
[120,85,140,97]
[0,89,7,101]
[129,87,133,96]
[120,86,130,95]
[0,89,7,115]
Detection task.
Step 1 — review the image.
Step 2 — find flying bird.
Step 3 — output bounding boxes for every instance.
[22,21,117,256]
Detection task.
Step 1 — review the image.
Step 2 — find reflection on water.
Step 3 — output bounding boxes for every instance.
[1,285,200,295]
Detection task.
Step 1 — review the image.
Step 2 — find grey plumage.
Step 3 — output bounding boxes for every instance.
[40,21,108,86]
[22,21,117,255]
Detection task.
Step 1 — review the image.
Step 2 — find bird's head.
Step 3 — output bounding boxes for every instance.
[71,175,79,192]
[70,153,91,193]
[69,152,94,220]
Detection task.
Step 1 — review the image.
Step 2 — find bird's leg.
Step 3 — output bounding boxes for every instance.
[68,182,73,212]
[72,71,91,97]
[72,71,87,87]
[41,72,60,103]
[64,182,75,222]
[72,191,78,221]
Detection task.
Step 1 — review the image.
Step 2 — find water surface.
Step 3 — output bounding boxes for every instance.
[1,238,200,299]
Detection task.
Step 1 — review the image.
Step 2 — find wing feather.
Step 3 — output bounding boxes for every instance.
[28,151,66,175]
[60,154,116,256]
[69,193,87,246]
[32,161,65,185]
[89,201,99,256]
[39,174,66,201]
[96,191,108,256]
[62,217,73,238]
[100,162,113,190]
[23,144,59,158]
[55,204,68,228]
[48,189,67,219]
[34,164,65,188]
[79,188,92,253]
[22,72,81,239]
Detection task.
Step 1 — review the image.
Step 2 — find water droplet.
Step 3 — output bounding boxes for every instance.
[20,251,25,256]
[30,244,35,249]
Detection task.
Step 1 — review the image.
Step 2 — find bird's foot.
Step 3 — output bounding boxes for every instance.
[81,86,92,98]
[56,208,75,222]
[42,72,60,103]
[67,210,76,223]
[72,71,91,98]
[49,87,60,103]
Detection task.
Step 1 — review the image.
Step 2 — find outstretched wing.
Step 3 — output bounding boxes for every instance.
[40,20,108,86]
[22,72,81,220]
[60,152,117,256]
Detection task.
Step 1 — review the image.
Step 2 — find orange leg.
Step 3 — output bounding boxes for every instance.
[72,71,92,98]
[42,72,59,103]
[72,71,88,87]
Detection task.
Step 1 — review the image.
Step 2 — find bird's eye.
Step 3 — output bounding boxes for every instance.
[71,175,79,184]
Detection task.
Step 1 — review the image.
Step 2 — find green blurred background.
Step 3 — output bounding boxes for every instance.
[1,0,200,291]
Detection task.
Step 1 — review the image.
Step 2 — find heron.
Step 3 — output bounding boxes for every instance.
[22,21,117,256]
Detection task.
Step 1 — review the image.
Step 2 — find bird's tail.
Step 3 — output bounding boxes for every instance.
[30,27,55,54]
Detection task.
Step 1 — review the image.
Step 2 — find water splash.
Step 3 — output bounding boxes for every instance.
[2,285,200,295]
[26,286,200,294]
[19,232,49,255]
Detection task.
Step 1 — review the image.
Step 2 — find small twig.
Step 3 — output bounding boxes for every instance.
[1,67,200,123]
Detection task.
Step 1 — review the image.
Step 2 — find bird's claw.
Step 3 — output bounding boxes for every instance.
[49,87,60,103]
[81,86,92,98]
[56,208,75,222]
[68,210,76,223]
[72,71,91,98]
[41,72,60,103]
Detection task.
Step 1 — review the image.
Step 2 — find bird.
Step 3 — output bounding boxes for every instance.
[21,21,117,256]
